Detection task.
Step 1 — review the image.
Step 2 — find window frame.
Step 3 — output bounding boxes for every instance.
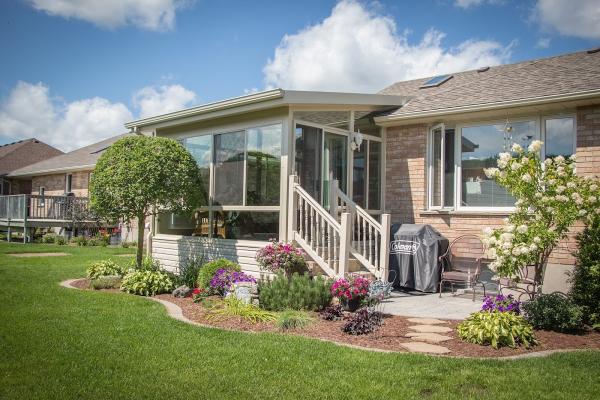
[541,113,577,160]
[164,119,285,240]
[65,173,73,194]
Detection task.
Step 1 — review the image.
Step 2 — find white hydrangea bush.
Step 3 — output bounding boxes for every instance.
[483,140,600,285]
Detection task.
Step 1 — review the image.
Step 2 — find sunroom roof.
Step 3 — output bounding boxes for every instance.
[124,89,409,130]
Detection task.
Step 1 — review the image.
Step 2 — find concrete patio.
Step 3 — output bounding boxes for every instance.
[381,290,486,320]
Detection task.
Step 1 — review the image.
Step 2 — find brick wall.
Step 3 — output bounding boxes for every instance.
[31,171,90,197]
[384,104,600,269]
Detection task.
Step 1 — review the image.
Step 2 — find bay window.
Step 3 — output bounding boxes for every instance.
[428,115,576,211]
[159,122,282,240]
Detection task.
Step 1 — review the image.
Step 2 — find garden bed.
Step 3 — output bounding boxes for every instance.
[68,279,600,358]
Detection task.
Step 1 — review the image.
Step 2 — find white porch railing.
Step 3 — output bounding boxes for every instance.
[288,175,391,280]
[329,180,391,280]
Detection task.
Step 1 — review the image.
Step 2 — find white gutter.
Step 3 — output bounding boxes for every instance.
[375,89,600,125]
[124,89,285,130]
[8,164,96,178]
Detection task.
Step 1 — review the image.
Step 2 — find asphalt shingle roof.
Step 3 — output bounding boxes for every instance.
[8,134,131,177]
[378,49,600,118]
[0,139,63,176]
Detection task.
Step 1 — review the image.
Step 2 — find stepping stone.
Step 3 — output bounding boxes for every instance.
[406,318,448,325]
[408,324,452,333]
[401,342,451,354]
[405,332,452,343]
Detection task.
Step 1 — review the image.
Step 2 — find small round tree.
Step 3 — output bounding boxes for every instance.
[483,140,600,287]
[90,135,203,268]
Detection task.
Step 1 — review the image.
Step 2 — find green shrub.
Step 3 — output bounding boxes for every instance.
[87,260,128,280]
[90,276,122,290]
[258,273,332,311]
[197,259,240,290]
[127,256,161,271]
[342,309,383,335]
[457,311,537,349]
[54,236,67,245]
[522,293,584,333]
[121,269,175,296]
[569,215,600,326]
[177,255,205,288]
[277,310,314,330]
[42,233,56,244]
[72,236,88,246]
[121,241,137,248]
[207,296,276,324]
[87,237,100,247]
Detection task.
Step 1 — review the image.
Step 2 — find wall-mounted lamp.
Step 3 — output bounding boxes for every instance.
[350,130,363,151]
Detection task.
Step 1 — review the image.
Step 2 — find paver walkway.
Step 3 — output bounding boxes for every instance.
[382,290,483,320]
[403,316,453,354]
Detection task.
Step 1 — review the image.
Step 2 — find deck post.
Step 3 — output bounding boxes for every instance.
[287,175,298,242]
[338,212,351,277]
[379,214,391,281]
[22,195,28,243]
[7,223,11,242]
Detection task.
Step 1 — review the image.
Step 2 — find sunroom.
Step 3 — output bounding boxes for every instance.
[125,89,407,275]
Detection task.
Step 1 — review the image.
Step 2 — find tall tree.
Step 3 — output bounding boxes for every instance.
[90,135,203,267]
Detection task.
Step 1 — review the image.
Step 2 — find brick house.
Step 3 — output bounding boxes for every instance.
[121,48,599,294]
[0,138,63,195]
[7,134,142,242]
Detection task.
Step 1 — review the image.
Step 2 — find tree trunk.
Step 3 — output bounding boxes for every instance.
[136,215,146,269]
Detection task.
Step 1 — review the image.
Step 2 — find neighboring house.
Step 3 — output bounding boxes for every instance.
[124,49,599,294]
[0,138,63,195]
[5,134,141,242]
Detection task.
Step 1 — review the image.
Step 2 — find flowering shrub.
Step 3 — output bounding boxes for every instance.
[256,241,307,276]
[331,275,370,302]
[192,287,210,303]
[483,140,600,284]
[481,294,520,314]
[209,269,256,295]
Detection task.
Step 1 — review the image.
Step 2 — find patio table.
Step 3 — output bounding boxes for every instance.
[388,224,449,293]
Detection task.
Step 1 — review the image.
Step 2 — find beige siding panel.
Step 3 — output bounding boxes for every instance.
[152,235,265,276]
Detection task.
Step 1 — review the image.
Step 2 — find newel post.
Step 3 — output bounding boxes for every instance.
[338,212,351,277]
[287,175,298,242]
[329,179,338,219]
[379,214,391,281]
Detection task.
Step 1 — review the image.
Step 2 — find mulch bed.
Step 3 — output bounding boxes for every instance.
[69,279,600,358]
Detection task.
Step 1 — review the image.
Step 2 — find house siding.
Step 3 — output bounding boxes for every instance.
[31,171,90,197]
[384,104,600,292]
[152,234,265,277]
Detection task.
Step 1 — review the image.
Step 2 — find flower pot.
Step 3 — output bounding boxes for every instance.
[343,297,362,312]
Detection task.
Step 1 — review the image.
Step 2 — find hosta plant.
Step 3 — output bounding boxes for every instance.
[457,311,537,349]
[483,140,600,285]
[87,260,128,280]
[120,270,175,296]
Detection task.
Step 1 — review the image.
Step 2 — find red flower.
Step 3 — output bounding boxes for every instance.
[192,288,201,295]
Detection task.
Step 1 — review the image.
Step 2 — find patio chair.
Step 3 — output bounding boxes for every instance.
[438,234,486,301]
[498,265,539,301]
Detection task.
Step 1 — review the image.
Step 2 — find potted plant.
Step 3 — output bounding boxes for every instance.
[331,275,370,312]
[256,240,307,277]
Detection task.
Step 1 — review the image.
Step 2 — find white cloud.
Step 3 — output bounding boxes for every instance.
[263,0,512,92]
[0,81,198,151]
[536,37,551,48]
[534,0,600,40]
[454,0,503,9]
[28,0,188,31]
[132,84,197,118]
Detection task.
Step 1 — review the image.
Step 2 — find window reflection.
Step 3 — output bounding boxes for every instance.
[185,135,211,204]
[545,117,574,158]
[213,131,245,205]
[212,211,279,240]
[246,125,281,206]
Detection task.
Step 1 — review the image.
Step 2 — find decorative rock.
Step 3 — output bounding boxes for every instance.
[405,332,453,343]
[406,318,448,325]
[226,282,256,304]
[408,324,453,333]
[172,285,191,298]
[400,342,451,354]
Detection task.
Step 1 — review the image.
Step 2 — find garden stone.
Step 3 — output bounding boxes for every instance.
[408,324,452,333]
[400,342,451,354]
[405,332,453,343]
[406,318,448,325]
[226,282,257,304]
[172,285,191,298]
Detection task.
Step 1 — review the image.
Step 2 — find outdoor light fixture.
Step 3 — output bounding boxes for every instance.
[350,130,363,151]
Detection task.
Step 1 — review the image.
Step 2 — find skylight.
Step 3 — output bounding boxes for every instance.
[420,75,452,88]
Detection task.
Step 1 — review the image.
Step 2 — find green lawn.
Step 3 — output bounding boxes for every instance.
[0,242,598,400]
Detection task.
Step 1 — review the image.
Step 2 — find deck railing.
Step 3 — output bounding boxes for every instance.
[0,194,90,221]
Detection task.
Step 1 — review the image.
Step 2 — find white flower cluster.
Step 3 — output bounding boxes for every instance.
[528,140,542,152]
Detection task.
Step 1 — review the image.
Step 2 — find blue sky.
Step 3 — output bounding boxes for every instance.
[0,0,598,150]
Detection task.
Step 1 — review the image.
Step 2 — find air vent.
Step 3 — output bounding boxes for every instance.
[420,75,452,88]
[477,66,490,73]
[587,47,600,54]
